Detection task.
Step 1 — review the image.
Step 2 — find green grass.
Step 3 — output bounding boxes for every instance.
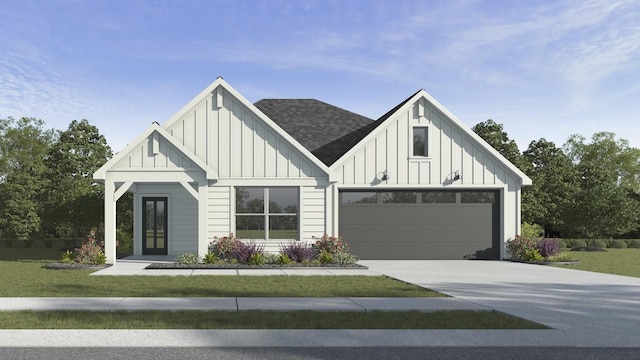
[0,249,441,297]
[555,248,640,278]
[0,310,546,329]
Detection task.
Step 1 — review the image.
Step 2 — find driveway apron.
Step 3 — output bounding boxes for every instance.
[360,260,640,347]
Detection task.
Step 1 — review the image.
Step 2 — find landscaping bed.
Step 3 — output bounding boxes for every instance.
[146,262,367,269]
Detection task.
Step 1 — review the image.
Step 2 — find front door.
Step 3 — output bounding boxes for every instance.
[142,197,168,255]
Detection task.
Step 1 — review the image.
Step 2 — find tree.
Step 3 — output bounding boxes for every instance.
[0,117,56,240]
[521,139,579,234]
[44,119,112,241]
[560,133,640,238]
[472,119,524,169]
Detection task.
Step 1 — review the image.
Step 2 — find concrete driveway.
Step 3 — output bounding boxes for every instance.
[360,260,640,347]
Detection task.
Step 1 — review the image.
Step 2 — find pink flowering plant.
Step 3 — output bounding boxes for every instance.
[209,233,241,259]
[311,234,350,255]
[65,229,106,265]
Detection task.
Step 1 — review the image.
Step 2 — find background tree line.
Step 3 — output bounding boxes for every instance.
[0,117,131,243]
[473,120,640,239]
[2,115,638,242]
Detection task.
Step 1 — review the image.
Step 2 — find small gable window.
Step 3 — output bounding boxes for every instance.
[413,127,429,157]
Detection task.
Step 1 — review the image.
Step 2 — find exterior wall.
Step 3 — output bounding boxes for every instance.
[112,133,199,172]
[333,99,514,187]
[163,87,325,180]
[133,183,198,256]
[330,97,525,259]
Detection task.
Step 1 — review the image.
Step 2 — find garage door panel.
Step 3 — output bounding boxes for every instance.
[339,190,499,260]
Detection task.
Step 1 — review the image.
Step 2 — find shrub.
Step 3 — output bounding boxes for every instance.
[248,252,265,265]
[280,241,315,262]
[209,234,241,259]
[202,252,218,264]
[521,223,543,240]
[547,253,575,262]
[610,240,627,249]
[506,236,537,261]
[629,239,640,249]
[523,248,544,262]
[60,250,75,264]
[312,234,350,255]
[332,251,359,265]
[74,230,106,265]
[317,250,333,264]
[555,239,567,249]
[177,253,201,265]
[535,239,560,258]
[277,253,293,265]
[231,241,264,263]
[589,239,607,249]
[571,239,587,249]
[262,253,280,265]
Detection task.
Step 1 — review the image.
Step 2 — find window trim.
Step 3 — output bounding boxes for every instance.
[234,187,299,241]
[411,126,430,158]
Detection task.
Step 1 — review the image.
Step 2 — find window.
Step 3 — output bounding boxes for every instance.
[236,187,298,240]
[413,127,428,156]
[421,191,456,203]
[460,191,495,204]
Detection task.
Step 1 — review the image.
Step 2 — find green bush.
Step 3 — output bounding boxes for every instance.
[521,223,543,240]
[262,253,280,264]
[523,248,544,262]
[60,250,75,264]
[332,251,359,265]
[628,240,640,249]
[248,252,265,265]
[555,239,567,249]
[506,236,537,260]
[202,252,218,264]
[610,240,627,249]
[176,253,201,265]
[277,254,293,265]
[317,250,333,264]
[571,239,587,249]
[589,240,607,249]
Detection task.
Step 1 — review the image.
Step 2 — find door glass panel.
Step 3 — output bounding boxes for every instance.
[155,201,165,248]
[145,200,155,249]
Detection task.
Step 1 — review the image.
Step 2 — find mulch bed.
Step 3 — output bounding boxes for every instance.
[145,263,368,270]
[43,263,111,270]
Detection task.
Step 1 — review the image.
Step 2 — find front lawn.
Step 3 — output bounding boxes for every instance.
[0,249,441,297]
[555,248,640,278]
[0,310,546,329]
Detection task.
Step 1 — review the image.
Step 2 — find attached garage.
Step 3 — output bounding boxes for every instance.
[339,190,500,260]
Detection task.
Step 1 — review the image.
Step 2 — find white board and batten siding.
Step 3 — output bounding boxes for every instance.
[159,85,331,247]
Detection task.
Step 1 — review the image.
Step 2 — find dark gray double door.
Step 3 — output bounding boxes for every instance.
[339,190,500,260]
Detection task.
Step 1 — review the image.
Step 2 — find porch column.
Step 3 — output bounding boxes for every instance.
[197,181,209,257]
[104,178,117,264]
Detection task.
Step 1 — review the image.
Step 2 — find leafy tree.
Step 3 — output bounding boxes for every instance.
[560,133,640,238]
[472,119,524,169]
[44,119,112,241]
[0,117,56,240]
[521,139,578,234]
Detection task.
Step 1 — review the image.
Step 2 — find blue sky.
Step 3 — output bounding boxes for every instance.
[1,0,639,153]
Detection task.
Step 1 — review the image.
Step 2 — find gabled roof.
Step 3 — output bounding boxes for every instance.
[325,89,532,185]
[93,123,218,181]
[254,99,374,166]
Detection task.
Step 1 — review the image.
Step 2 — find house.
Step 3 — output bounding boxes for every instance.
[94,77,532,264]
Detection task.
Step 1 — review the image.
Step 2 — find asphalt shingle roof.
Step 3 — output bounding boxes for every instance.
[254,91,420,166]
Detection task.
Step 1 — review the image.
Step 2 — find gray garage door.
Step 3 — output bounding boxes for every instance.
[339,190,500,260]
